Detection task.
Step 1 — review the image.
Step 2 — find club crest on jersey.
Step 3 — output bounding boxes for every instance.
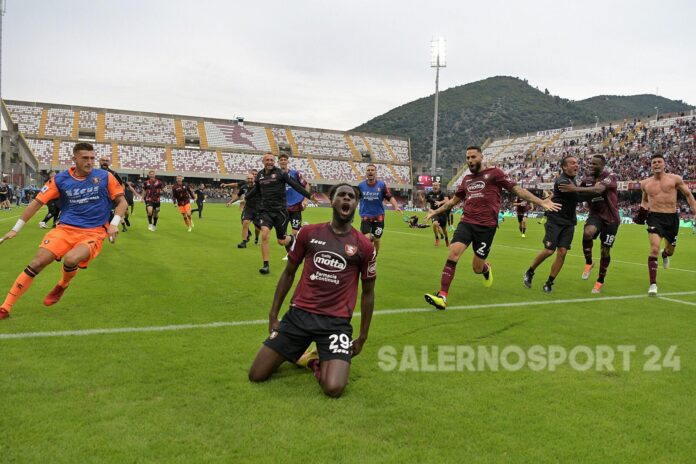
[271,174,277,179]
[345,244,357,256]
[92,177,100,184]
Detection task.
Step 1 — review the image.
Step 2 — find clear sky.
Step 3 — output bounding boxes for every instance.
[2,0,693,131]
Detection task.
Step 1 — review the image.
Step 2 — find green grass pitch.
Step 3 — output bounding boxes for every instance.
[1,204,695,463]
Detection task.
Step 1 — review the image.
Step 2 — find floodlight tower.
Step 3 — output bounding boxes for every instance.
[430,37,446,174]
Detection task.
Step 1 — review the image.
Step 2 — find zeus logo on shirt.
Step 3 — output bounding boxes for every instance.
[313,251,347,272]
[66,186,100,197]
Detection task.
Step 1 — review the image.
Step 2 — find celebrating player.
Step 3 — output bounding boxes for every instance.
[513,197,530,238]
[228,173,261,248]
[635,154,696,296]
[523,156,579,293]
[245,153,313,274]
[278,153,311,237]
[559,154,619,293]
[358,164,403,254]
[248,183,376,398]
[171,175,196,232]
[143,170,164,231]
[423,146,560,310]
[425,182,450,246]
[0,142,126,320]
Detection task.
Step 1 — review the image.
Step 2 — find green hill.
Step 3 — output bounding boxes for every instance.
[353,76,694,167]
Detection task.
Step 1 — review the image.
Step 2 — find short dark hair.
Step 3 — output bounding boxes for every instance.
[592,154,606,165]
[73,142,94,154]
[650,153,665,160]
[328,183,360,200]
[278,153,289,160]
[466,146,482,153]
[561,155,576,167]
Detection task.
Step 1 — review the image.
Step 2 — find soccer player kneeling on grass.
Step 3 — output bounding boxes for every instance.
[248,184,376,398]
[0,142,126,320]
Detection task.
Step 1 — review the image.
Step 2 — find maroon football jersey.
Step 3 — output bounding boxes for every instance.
[582,170,619,224]
[288,223,376,319]
[143,179,163,203]
[455,167,517,227]
[172,183,194,206]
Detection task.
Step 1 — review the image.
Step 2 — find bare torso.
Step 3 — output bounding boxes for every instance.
[642,174,679,213]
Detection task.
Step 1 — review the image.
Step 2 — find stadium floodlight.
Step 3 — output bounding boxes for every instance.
[430,36,446,174]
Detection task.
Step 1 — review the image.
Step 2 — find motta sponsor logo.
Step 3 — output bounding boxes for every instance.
[313,251,347,272]
[467,181,486,192]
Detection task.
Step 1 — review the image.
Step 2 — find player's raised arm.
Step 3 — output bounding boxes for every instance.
[1,199,45,244]
[511,185,561,212]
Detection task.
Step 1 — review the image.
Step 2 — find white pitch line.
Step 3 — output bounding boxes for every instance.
[659,297,696,307]
[0,214,21,223]
[2,290,696,341]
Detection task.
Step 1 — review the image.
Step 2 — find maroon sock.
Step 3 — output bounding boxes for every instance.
[661,249,668,259]
[597,256,611,283]
[582,239,593,265]
[648,256,658,284]
[440,260,458,295]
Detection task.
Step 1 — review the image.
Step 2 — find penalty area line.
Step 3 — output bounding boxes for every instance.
[1,290,696,341]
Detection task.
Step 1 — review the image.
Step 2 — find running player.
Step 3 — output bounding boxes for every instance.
[245,153,313,274]
[38,171,61,229]
[358,164,403,254]
[248,183,376,398]
[190,184,206,219]
[559,154,619,293]
[142,170,164,231]
[228,173,261,248]
[513,197,530,237]
[0,142,126,320]
[423,146,560,309]
[635,153,696,296]
[171,175,196,232]
[523,156,580,293]
[278,153,311,237]
[425,182,449,246]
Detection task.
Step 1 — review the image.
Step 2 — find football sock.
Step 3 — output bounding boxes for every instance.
[58,264,79,288]
[263,260,269,267]
[153,216,159,226]
[147,215,152,225]
[597,256,611,284]
[124,217,131,227]
[648,256,658,284]
[661,249,668,259]
[482,262,490,280]
[439,259,458,295]
[546,275,555,284]
[2,266,38,311]
[527,267,535,275]
[582,239,593,265]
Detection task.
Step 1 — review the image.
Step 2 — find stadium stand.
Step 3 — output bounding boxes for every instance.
[5,100,411,189]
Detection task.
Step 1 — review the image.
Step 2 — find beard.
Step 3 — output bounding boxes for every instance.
[333,206,355,225]
[469,161,481,173]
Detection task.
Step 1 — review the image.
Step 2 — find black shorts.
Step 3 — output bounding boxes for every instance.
[585,216,619,248]
[434,214,448,229]
[289,211,303,231]
[517,214,527,222]
[361,219,385,239]
[543,221,575,250]
[646,212,679,246]
[264,307,353,363]
[0,194,6,202]
[452,221,497,259]
[145,201,161,211]
[258,210,289,239]
[126,197,134,207]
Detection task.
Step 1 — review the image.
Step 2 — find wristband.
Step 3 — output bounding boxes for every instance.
[110,215,122,227]
[12,219,26,233]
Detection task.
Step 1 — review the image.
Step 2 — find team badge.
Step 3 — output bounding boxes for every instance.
[269,330,279,340]
[345,244,357,256]
[44,240,50,244]
[92,177,100,184]
[484,174,489,180]
[271,174,276,179]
